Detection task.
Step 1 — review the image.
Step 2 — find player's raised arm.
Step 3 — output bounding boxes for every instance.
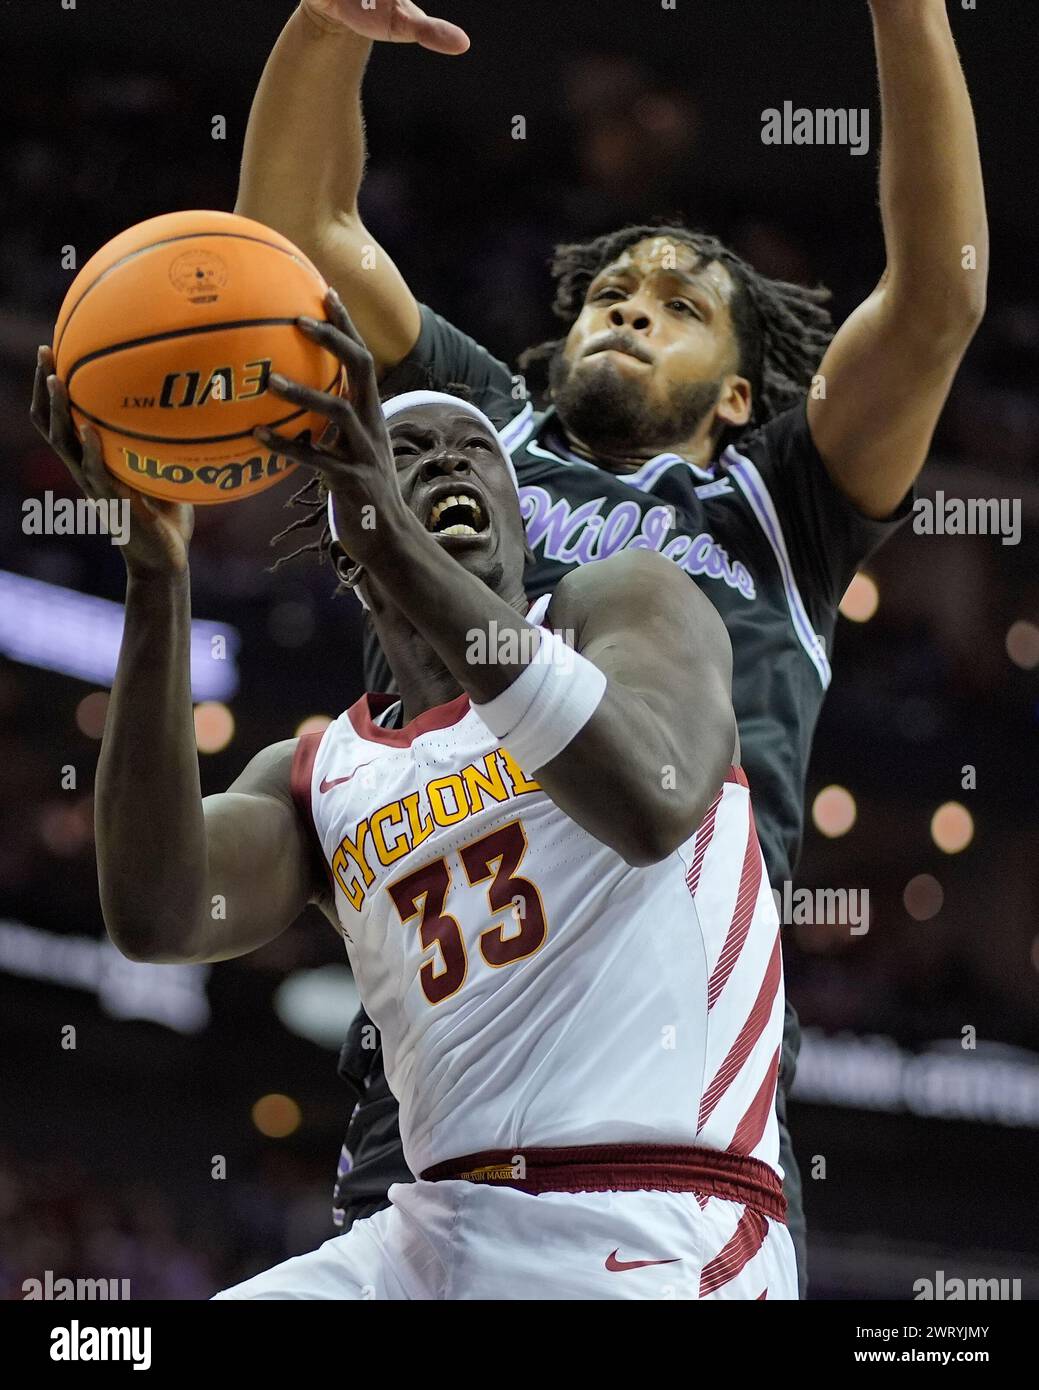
[30,351,321,966]
[806,0,988,519]
[235,2,468,376]
[261,300,737,867]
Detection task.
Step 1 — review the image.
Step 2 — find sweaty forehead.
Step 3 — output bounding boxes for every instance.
[600,237,737,302]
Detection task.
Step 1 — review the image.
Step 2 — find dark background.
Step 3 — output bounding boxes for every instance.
[0,0,1037,1299]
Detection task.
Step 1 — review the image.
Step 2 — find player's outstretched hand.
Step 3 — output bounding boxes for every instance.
[258,288,411,571]
[302,0,470,55]
[30,346,195,578]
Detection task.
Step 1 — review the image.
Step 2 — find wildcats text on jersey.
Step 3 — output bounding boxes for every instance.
[519,485,756,599]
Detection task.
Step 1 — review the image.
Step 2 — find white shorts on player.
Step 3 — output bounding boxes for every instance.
[213,1179,796,1301]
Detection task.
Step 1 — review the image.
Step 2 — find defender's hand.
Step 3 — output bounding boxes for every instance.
[301,0,470,54]
[258,289,417,571]
[30,346,195,578]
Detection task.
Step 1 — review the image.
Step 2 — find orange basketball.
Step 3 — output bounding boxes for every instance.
[53,210,343,504]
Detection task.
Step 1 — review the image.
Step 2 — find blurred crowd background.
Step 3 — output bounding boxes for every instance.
[1,0,1037,1299]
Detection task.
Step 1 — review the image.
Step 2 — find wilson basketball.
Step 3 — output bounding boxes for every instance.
[53,210,343,504]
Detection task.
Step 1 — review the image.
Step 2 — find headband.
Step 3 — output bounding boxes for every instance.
[327,390,521,609]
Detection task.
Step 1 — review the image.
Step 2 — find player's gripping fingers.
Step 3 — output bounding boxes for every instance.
[46,376,78,460]
[30,347,57,441]
[78,423,123,501]
[326,288,381,423]
[265,372,358,446]
[30,350,76,466]
[296,290,381,433]
[49,376,118,502]
[36,365,99,499]
[45,372,129,506]
[255,395,373,477]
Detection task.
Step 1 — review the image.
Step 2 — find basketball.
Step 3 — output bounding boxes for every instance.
[53,210,343,505]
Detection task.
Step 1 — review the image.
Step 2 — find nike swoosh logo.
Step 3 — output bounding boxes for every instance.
[319,760,376,794]
[605,1249,682,1273]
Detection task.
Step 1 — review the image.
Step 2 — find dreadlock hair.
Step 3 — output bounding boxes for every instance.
[518,221,834,457]
[268,380,478,584]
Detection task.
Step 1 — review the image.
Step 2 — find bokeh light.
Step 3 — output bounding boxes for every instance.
[812,784,857,838]
[839,573,879,623]
[1006,620,1039,670]
[38,797,94,856]
[904,874,944,921]
[931,801,974,854]
[75,691,109,739]
[251,1093,301,1139]
[194,701,234,753]
[295,714,333,737]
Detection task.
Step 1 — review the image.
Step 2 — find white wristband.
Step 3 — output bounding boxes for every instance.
[472,628,607,773]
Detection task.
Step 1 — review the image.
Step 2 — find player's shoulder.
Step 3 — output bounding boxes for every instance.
[548,548,723,634]
[720,397,815,471]
[552,545,679,597]
[225,737,301,803]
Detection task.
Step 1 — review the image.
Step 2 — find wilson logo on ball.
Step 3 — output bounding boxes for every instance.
[121,447,295,493]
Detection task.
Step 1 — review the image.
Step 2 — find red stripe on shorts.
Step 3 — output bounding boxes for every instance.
[699,1207,769,1297]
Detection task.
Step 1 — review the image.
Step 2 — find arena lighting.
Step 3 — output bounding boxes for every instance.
[252,1093,302,1138]
[1006,620,1039,670]
[38,798,93,856]
[792,1029,1039,1128]
[194,700,235,753]
[295,714,334,736]
[274,965,360,1049]
[75,691,109,739]
[838,572,879,623]
[811,784,857,837]
[0,917,210,1033]
[903,873,944,921]
[0,568,239,700]
[931,800,974,854]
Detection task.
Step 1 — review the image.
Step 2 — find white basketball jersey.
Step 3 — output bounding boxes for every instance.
[293,598,785,1181]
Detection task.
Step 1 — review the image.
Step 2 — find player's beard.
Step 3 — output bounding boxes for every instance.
[549,347,721,458]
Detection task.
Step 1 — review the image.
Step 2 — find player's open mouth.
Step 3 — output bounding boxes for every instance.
[426,489,488,538]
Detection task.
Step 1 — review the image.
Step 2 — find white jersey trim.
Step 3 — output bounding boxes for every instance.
[500,402,535,452]
[722,448,832,689]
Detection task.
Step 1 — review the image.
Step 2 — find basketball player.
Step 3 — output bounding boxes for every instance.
[237,0,988,1292]
[32,299,795,1299]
